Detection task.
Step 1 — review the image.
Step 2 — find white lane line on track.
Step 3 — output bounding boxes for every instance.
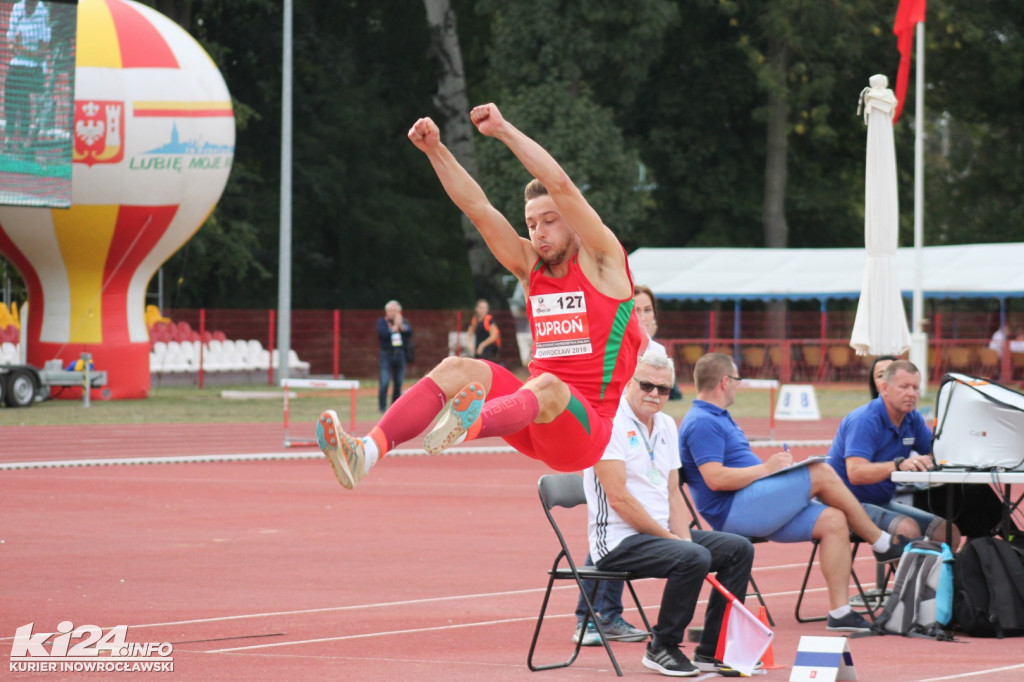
[1,440,834,470]
[917,665,1024,681]
[208,585,832,654]
[0,447,518,470]
[0,586,553,642]
[0,583,829,646]
[206,617,542,653]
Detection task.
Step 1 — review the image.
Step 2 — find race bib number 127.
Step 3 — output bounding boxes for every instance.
[530,291,592,358]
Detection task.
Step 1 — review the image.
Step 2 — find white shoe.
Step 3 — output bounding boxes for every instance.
[423,382,485,454]
[316,410,368,489]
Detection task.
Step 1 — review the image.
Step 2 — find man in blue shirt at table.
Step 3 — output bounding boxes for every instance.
[826,359,960,547]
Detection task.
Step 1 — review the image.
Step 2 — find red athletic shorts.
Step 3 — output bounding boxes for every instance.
[483,361,613,472]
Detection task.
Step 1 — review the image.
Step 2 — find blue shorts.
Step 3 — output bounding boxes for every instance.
[720,467,826,543]
[863,500,943,537]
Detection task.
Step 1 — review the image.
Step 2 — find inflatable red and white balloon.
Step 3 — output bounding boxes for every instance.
[0,0,234,399]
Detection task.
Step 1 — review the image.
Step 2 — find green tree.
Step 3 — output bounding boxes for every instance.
[133,0,1024,315]
[473,0,679,249]
[155,1,472,309]
[633,0,901,249]
[422,0,508,306]
[920,0,1024,245]
[140,0,278,309]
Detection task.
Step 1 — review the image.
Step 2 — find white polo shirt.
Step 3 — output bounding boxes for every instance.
[584,395,679,562]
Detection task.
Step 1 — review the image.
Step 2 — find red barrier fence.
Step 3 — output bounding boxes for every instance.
[160,308,1023,385]
[162,308,524,380]
[663,337,1021,386]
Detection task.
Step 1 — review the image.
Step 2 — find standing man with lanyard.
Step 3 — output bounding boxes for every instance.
[376,300,412,413]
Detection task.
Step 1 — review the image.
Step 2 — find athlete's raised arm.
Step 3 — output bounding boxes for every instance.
[408,116,535,281]
[469,103,630,297]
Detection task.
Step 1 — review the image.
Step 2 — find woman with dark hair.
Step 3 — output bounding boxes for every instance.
[632,284,664,354]
[633,284,682,400]
[867,355,899,400]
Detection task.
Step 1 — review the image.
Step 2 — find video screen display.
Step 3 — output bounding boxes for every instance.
[0,0,77,208]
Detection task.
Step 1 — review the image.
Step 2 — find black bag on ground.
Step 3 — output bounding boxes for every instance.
[870,540,954,639]
[953,537,1024,638]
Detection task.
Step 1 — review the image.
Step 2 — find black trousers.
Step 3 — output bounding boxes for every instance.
[597,530,753,655]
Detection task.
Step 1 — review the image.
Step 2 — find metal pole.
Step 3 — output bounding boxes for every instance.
[198,308,206,389]
[333,309,340,379]
[276,0,293,382]
[82,352,92,408]
[733,299,741,366]
[910,21,928,393]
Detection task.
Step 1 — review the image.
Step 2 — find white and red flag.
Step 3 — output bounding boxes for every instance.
[707,574,774,676]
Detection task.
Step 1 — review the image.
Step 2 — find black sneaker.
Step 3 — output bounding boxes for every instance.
[825,610,872,632]
[872,534,921,563]
[693,652,763,672]
[642,643,699,677]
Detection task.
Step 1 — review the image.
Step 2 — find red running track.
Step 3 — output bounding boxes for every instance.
[1,419,1022,680]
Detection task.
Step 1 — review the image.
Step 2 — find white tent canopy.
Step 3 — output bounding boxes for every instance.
[628,243,1024,301]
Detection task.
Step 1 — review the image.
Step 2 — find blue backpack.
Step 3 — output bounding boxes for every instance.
[871,540,955,639]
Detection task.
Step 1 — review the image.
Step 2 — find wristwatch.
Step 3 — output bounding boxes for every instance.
[893,456,906,472]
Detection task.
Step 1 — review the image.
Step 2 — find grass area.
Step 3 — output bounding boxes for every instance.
[1,379,878,426]
[663,384,870,422]
[1,383,373,426]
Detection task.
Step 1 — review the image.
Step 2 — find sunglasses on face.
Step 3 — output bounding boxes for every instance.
[634,378,673,396]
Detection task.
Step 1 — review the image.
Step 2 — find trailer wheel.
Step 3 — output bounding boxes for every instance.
[5,368,38,407]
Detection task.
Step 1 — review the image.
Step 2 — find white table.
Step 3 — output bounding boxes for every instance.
[892,470,1024,547]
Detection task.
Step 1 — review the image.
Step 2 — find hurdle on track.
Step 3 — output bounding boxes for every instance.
[738,378,779,442]
[281,378,360,447]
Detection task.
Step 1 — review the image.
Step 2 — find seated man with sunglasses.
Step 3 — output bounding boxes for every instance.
[583,350,754,676]
[678,352,914,633]
[569,365,679,649]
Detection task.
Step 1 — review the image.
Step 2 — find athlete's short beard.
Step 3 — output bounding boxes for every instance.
[540,244,572,266]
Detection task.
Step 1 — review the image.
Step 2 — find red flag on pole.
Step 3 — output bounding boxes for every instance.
[892,0,927,123]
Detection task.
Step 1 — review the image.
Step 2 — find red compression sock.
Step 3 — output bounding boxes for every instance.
[372,377,446,455]
[475,389,540,440]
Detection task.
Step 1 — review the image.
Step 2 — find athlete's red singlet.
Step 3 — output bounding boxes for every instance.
[526,254,645,419]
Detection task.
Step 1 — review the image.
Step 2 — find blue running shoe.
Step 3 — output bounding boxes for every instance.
[572,621,601,647]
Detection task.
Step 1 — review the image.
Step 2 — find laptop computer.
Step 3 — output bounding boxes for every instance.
[932,372,1024,471]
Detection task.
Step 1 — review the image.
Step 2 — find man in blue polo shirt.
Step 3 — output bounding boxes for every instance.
[826,359,960,546]
[679,352,910,633]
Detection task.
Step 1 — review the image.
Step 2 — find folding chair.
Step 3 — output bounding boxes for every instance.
[793,535,896,622]
[527,474,652,676]
[676,469,775,626]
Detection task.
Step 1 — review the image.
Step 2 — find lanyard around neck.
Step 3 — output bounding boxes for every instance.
[630,418,656,464]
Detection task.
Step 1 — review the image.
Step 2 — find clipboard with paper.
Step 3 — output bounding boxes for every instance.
[763,455,828,478]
